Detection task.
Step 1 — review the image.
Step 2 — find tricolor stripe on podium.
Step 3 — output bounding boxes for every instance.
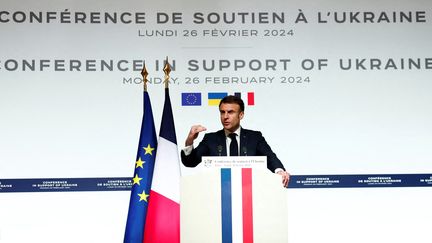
[181,168,288,243]
[221,168,254,243]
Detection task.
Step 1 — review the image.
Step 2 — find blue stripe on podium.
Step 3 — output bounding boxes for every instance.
[220,168,233,243]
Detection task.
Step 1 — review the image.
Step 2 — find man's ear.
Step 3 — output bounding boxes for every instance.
[239,111,244,120]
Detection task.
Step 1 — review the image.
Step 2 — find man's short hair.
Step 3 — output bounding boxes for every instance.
[219,95,245,112]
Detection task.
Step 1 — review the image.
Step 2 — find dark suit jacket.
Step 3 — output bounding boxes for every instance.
[181,128,285,172]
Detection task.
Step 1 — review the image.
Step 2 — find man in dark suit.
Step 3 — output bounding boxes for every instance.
[181,95,290,187]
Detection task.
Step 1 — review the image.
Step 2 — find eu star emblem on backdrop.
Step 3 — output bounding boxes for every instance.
[181,92,202,106]
[124,89,157,243]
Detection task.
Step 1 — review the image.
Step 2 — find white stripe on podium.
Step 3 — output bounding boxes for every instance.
[231,169,243,243]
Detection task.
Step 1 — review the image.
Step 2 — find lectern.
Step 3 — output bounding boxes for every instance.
[181,157,288,243]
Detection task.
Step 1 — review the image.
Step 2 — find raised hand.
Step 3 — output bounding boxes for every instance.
[185,125,207,146]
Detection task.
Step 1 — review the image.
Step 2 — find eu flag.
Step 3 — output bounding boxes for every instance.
[124,90,157,243]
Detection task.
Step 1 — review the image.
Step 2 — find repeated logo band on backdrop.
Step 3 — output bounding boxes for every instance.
[1,174,432,193]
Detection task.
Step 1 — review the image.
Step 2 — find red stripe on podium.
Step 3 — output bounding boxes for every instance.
[242,168,254,243]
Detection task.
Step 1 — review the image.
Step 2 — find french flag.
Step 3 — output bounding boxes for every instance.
[144,88,181,243]
[234,92,255,106]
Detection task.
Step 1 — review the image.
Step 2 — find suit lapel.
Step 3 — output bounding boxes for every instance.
[216,130,227,156]
[240,128,248,156]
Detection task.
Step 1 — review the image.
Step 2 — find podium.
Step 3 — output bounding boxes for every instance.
[181,157,288,243]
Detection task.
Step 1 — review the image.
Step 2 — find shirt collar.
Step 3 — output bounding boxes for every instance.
[224,126,241,137]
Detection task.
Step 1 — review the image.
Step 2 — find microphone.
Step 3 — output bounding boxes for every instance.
[241,147,247,156]
[217,145,223,156]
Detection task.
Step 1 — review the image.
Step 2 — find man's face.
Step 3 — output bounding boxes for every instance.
[219,103,244,133]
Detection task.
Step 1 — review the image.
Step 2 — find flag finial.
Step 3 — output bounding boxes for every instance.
[141,62,149,91]
[163,57,171,89]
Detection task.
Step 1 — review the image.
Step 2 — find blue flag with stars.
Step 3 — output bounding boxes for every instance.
[124,90,157,243]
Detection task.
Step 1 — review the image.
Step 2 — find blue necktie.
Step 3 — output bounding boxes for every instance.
[229,133,238,156]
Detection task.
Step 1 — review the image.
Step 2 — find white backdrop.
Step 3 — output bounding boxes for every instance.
[1,0,432,242]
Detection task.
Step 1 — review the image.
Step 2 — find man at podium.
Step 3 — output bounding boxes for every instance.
[181,95,290,187]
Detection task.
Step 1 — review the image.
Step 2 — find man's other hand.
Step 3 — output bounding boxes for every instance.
[276,170,290,188]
